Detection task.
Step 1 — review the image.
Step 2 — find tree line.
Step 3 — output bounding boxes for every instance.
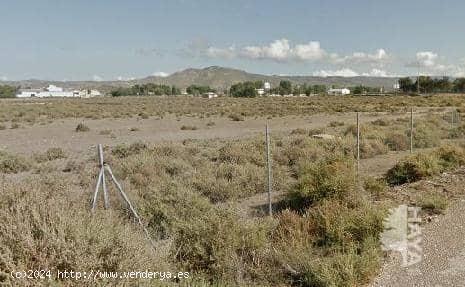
[399,76,465,93]
[0,85,19,98]
[111,84,218,97]
[229,80,327,97]
[111,83,181,97]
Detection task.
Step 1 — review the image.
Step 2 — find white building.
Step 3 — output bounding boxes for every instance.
[256,88,265,96]
[202,92,218,99]
[327,88,351,95]
[17,85,101,98]
[264,82,271,90]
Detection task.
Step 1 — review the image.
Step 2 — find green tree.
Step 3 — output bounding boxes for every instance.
[398,77,415,93]
[453,78,465,93]
[0,85,19,98]
[186,85,214,95]
[278,80,292,95]
[229,81,258,97]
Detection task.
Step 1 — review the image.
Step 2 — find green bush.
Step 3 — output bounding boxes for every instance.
[292,154,355,208]
[385,153,440,185]
[385,145,465,185]
[408,123,441,149]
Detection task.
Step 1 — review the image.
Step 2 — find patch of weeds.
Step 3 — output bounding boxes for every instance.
[112,142,148,158]
[419,193,447,214]
[328,121,345,127]
[180,125,198,131]
[75,123,90,132]
[0,151,32,173]
[34,147,67,163]
[228,113,244,121]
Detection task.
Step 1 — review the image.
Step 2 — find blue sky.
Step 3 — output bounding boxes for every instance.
[1,0,465,80]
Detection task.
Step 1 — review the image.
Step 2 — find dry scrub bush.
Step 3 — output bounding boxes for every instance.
[360,139,389,159]
[112,138,291,203]
[291,154,356,208]
[409,122,442,148]
[419,192,448,215]
[75,122,90,132]
[180,125,198,130]
[33,147,67,163]
[272,153,385,286]
[363,177,388,199]
[384,132,409,151]
[0,176,171,286]
[0,151,32,174]
[385,145,465,185]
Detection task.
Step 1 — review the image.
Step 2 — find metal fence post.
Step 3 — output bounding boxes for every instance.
[98,144,110,209]
[410,108,414,154]
[265,123,272,217]
[356,112,360,175]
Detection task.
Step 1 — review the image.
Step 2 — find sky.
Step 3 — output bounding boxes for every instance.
[1,0,465,81]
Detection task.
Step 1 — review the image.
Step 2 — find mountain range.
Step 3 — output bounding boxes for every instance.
[1,66,399,92]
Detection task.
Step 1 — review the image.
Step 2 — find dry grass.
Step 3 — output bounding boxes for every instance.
[1,94,465,124]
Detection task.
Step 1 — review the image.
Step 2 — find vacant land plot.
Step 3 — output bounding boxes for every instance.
[1,95,465,286]
[0,94,464,124]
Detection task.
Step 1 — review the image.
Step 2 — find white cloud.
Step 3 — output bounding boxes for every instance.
[331,49,389,65]
[416,51,438,67]
[362,69,390,77]
[152,72,170,77]
[314,68,394,77]
[0,76,7,81]
[205,46,236,59]
[242,39,292,61]
[92,75,103,81]
[405,51,463,75]
[241,39,327,61]
[201,39,388,67]
[313,68,360,77]
[293,41,327,60]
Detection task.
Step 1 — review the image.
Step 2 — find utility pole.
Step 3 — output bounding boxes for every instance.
[417,62,420,94]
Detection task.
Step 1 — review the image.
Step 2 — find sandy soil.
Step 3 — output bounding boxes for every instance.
[0,111,416,156]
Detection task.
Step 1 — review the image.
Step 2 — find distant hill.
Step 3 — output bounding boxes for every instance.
[138,66,399,91]
[1,66,400,93]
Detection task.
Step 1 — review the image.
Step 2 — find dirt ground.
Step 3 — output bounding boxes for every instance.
[0,111,425,156]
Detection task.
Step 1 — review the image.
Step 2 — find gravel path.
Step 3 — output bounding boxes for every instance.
[371,197,465,286]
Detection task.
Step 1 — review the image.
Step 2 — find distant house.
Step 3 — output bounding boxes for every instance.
[256,88,265,96]
[17,85,101,98]
[202,92,218,99]
[327,88,350,95]
[264,82,271,90]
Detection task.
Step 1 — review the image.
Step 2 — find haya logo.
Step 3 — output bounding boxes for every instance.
[380,205,422,267]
